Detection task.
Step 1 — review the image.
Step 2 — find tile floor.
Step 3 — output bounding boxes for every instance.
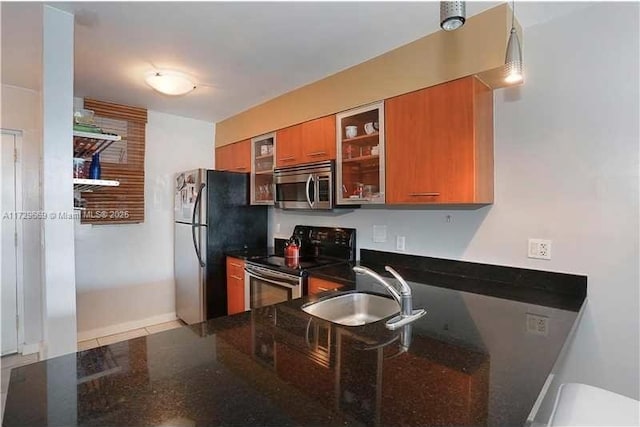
[1,319,183,422]
[77,320,184,351]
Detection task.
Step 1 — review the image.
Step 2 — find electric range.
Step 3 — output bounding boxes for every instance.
[244,226,356,309]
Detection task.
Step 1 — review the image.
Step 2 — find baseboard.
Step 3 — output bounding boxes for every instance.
[77,312,178,342]
[20,342,41,355]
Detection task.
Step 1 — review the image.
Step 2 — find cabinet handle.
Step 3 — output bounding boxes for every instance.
[279,156,296,161]
[409,192,440,197]
[230,262,242,267]
[306,151,326,157]
[234,166,247,171]
[317,287,330,292]
[230,275,243,280]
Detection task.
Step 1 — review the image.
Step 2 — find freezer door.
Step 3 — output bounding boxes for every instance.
[174,169,207,224]
[175,222,206,324]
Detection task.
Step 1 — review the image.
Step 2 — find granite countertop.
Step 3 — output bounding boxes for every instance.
[3,252,586,427]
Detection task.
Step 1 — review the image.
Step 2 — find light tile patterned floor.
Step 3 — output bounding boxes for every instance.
[1,319,184,423]
[77,320,184,351]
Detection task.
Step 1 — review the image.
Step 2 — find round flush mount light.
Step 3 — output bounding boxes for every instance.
[144,70,196,96]
[440,1,466,31]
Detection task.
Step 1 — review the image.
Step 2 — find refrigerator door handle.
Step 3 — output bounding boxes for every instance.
[192,183,206,267]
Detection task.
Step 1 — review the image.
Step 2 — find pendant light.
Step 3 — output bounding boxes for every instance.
[145,70,196,96]
[504,0,523,84]
[440,1,466,31]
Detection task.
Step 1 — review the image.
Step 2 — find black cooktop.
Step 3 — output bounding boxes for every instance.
[247,255,346,276]
[246,225,356,276]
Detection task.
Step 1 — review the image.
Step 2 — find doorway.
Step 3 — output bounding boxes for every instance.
[1,130,23,356]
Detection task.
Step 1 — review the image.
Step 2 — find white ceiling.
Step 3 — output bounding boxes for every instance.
[1,1,591,124]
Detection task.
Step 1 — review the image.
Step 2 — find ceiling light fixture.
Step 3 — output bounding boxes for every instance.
[504,0,523,84]
[144,70,196,96]
[440,1,466,31]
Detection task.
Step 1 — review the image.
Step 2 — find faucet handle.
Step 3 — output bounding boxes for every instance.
[384,266,411,294]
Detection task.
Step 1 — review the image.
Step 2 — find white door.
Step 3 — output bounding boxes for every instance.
[1,132,19,355]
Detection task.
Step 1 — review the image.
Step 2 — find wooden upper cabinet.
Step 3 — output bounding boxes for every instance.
[275,124,303,167]
[276,115,336,167]
[385,76,494,204]
[216,139,251,172]
[300,115,336,163]
[215,144,233,171]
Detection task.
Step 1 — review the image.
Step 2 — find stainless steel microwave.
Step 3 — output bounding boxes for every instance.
[274,161,333,210]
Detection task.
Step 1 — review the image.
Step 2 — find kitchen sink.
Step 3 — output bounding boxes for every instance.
[302,292,400,326]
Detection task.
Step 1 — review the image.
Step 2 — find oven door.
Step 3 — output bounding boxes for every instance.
[245,264,302,309]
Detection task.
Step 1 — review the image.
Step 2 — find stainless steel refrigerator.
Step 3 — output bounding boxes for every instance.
[174,169,267,324]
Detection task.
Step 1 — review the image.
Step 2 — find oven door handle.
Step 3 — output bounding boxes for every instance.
[305,174,314,208]
[245,267,300,289]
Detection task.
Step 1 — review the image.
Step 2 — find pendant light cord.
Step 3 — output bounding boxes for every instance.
[511,0,516,30]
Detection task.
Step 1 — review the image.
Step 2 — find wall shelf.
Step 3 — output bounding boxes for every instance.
[73,130,121,158]
[73,178,120,192]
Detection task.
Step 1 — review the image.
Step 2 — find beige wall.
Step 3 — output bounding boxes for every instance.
[216,3,516,147]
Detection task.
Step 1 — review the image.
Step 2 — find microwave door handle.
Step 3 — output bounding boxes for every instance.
[306,174,314,208]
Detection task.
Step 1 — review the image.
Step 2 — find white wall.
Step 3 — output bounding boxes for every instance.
[41,5,77,358]
[0,84,43,348]
[75,110,214,340]
[273,2,639,400]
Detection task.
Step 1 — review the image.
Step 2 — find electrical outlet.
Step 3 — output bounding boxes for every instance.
[396,235,406,251]
[528,238,552,260]
[526,313,549,336]
[373,225,387,243]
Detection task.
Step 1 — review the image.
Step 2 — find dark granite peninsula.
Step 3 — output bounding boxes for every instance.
[3,251,586,427]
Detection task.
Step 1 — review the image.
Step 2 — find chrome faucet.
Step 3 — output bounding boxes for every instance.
[353,265,426,330]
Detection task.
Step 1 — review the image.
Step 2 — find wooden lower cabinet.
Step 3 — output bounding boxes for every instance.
[308,277,345,296]
[226,257,246,315]
[385,76,494,204]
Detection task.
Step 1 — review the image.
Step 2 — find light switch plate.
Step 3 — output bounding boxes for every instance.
[373,225,387,243]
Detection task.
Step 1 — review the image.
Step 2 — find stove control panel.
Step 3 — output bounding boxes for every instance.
[291,226,356,261]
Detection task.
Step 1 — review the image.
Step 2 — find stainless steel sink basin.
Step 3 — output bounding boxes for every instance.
[302,292,400,326]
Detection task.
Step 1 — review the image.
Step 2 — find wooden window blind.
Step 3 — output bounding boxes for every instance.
[81,98,147,224]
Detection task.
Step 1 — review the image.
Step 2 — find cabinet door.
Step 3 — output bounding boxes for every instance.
[386,76,492,204]
[301,115,336,163]
[226,257,246,315]
[232,139,251,173]
[276,124,302,167]
[336,102,385,205]
[308,277,345,296]
[216,144,234,171]
[250,133,275,205]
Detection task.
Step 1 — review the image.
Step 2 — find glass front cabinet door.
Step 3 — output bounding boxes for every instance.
[336,102,385,205]
[251,133,275,205]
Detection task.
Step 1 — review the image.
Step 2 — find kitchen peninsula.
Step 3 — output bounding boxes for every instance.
[3,251,586,427]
